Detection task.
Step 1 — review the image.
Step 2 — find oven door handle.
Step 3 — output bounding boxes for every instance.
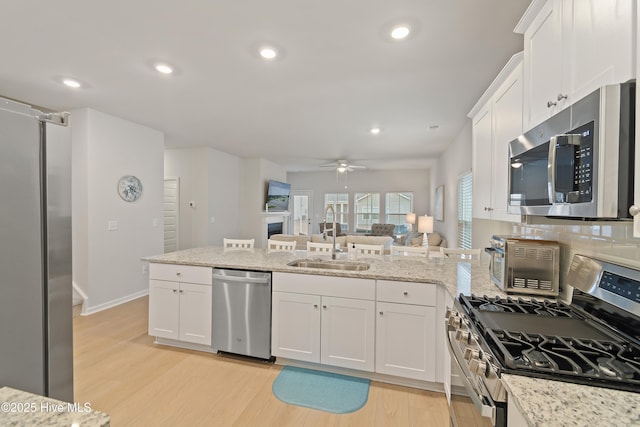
[446,331,496,424]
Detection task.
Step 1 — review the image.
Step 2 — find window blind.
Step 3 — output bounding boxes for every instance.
[457,173,473,249]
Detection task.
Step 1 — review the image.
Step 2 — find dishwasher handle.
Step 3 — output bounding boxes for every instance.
[212,272,270,284]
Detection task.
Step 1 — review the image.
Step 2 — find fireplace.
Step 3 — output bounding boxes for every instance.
[267,222,283,238]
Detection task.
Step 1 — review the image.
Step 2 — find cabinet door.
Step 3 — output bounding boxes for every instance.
[178,282,212,346]
[271,292,321,363]
[472,104,493,219]
[565,0,635,104]
[321,297,375,372]
[375,302,436,381]
[491,61,523,223]
[148,279,180,340]
[523,0,563,129]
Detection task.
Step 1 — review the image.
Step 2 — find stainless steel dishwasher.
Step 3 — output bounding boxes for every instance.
[211,269,272,360]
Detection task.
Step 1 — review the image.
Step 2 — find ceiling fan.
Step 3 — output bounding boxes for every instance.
[320,159,366,173]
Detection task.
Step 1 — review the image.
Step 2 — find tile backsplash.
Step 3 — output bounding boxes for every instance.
[474,217,640,300]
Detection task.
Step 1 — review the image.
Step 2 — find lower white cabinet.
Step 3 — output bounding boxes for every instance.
[271,272,375,372]
[271,292,321,363]
[148,263,212,346]
[375,280,437,381]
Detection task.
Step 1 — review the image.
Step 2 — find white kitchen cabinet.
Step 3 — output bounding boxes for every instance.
[321,296,375,372]
[271,272,376,372]
[375,280,437,381]
[271,291,321,363]
[148,263,212,347]
[470,54,523,222]
[634,4,640,238]
[518,0,635,131]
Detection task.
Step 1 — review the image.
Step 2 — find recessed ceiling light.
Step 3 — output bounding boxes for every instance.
[62,78,81,88]
[259,47,278,60]
[155,63,173,74]
[391,25,411,40]
[370,127,381,135]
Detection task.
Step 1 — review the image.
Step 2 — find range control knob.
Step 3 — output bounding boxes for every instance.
[464,348,480,361]
[448,316,462,329]
[455,330,471,343]
[469,359,489,377]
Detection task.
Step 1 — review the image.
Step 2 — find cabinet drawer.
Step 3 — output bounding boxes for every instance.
[149,263,212,285]
[273,272,374,300]
[376,280,436,306]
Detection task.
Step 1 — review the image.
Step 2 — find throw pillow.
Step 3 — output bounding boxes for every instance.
[403,231,423,247]
[427,232,442,247]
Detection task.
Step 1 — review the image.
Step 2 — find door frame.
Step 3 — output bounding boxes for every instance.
[290,190,313,236]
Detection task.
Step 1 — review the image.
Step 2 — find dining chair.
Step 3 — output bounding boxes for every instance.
[440,247,481,260]
[391,245,430,258]
[267,239,297,253]
[350,243,385,258]
[307,242,334,254]
[223,238,255,249]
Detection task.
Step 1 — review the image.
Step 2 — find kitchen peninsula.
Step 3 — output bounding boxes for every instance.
[143,247,640,427]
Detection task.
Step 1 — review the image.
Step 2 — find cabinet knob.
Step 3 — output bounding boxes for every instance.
[176,272,181,276]
[547,100,557,108]
[629,205,640,217]
[557,93,568,101]
[173,289,177,293]
[313,304,318,308]
[403,291,408,296]
[179,290,184,294]
[379,311,384,315]
[322,305,327,309]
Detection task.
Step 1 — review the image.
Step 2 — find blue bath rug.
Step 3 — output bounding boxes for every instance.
[272,366,370,414]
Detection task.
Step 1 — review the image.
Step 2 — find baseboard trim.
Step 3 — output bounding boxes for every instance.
[81,289,149,315]
[153,338,217,353]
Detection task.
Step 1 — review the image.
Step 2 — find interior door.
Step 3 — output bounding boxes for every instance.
[291,190,313,236]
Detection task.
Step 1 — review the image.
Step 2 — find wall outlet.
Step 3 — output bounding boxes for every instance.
[141,263,148,274]
[107,220,118,231]
[210,216,215,223]
[152,218,160,227]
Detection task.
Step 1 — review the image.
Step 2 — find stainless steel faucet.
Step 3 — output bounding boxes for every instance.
[322,204,337,260]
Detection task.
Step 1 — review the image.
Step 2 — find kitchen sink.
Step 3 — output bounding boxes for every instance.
[287,259,370,271]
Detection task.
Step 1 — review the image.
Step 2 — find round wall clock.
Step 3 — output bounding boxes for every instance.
[117,175,143,202]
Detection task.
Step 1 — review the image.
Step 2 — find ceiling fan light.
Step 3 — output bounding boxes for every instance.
[337,166,347,173]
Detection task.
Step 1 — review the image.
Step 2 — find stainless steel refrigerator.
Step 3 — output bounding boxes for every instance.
[0,97,73,402]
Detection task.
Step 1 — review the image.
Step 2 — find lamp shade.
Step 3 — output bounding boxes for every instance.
[405,212,416,224]
[418,215,434,234]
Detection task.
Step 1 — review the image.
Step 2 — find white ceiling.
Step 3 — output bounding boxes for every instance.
[1,0,530,172]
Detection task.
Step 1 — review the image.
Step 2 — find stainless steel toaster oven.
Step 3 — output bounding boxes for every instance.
[486,235,560,297]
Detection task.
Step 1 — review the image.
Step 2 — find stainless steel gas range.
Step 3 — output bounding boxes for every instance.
[445,254,640,426]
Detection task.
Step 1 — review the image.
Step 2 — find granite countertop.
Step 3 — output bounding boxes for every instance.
[143,246,640,427]
[0,387,110,426]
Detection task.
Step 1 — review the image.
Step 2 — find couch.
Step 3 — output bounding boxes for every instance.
[395,231,447,254]
[270,233,395,254]
[367,223,395,237]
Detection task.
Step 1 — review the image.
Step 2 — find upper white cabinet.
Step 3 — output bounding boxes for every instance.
[470,54,524,222]
[518,0,636,131]
[634,4,640,237]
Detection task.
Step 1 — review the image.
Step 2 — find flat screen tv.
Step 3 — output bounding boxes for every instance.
[266,180,291,212]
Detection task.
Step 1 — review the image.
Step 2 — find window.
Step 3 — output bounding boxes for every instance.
[457,172,473,249]
[385,192,413,235]
[354,193,380,233]
[324,193,349,232]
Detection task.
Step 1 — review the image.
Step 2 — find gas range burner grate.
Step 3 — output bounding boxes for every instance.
[487,329,640,392]
[460,294,574,317]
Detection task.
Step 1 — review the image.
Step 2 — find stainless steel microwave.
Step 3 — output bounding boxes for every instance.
[508,81,635,219]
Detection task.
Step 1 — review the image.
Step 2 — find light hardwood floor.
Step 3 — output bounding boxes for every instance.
[73,296,451,426]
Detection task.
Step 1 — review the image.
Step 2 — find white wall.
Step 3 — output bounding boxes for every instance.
[432,122,473,248]
[72,108,164,314]
[287,169,431,235]
[164,147,245,248]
